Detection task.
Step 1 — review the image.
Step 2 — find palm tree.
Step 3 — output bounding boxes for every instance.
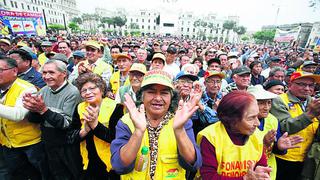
[223,20,236,42]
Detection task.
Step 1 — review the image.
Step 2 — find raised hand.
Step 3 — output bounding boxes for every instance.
[263,130,277,148]
[277,132,303,151]
[123,93,146,133]
[83,105,100,129]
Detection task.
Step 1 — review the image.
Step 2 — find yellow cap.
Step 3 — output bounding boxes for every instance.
[115,53,133,61]
[17,41,27,47]
[129,63,147,74]
[0,39,11,46]
[85,40,101,50]
[141,70,173,89]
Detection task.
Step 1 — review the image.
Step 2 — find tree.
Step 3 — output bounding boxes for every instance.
[234,26,247,36]
[113,16,127,28]
[68,22,80,33]
[48,24,65,32]
[129,23,139,29]
[71,17,82,25]
[223,20,237,42]
[253,29,276,44]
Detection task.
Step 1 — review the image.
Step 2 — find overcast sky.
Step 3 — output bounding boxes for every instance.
[76,0,320,31]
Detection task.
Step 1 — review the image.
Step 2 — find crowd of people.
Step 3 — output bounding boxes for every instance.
[0,34,320,180]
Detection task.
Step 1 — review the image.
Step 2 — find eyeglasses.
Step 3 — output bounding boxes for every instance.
[0,67,14,73]
[206,79,221,84]
[177,79,193,85]
[80,86,98,94]
[293,82,316,88]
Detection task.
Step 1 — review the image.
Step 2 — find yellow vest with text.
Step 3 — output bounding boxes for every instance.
[78,97,116,172]
[110,71,130,94]
[255,113,278,180]
[277,93,319,162]
[121,113,186,180]
[197,121,263,178]
[0,78,41,148]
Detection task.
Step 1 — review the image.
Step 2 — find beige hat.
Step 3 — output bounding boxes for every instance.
[141,70,173,89]
[129,63,147,74]
[0,38,11,46]
[85,40,101,50]
[247,85,278,100]
[115,53,133,61]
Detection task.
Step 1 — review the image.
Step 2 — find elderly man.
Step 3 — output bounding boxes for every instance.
[9,48,46,88]
[69,41,113,85]
[301,61,318,74]
[38,41,53,67]
[0,57,48,180]
[150,53,166,70]
[115,63,147,104]
[163,46,180,78]
[222,65,252,95]
[23,59,82,179]
[109,53,132,95]
[0,38,11,55]
[261,56,282,78]
[270,71,320,179]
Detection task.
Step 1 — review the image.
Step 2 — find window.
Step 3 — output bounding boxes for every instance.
[10,0,13,8]
[181,28,183,31]
[141,12,145,15]
[136,19,138,22]
[3,0,7,6]
[142,25,144,29]
[187,28,189,32]
[154,26,156,30]
[148,19,150,23]
[33,6,35,11]
[14,1,17,8]
[21,3,24,9]
[27,5,30,10]
[131,18,133,22]
[163,23,174,27]
[193,28,195,32]
[142,19,144,23]
[148,25,150,30]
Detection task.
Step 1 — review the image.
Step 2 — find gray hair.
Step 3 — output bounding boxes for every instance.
[42,59,67,73]
[269,66,286,77]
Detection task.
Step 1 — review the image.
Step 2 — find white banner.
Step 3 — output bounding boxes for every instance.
[274,26,301,42]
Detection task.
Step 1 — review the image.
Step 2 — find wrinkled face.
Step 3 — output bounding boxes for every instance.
[129,71,144,88]
[271,71,285,82]
[267,85,284,95]
[0,60,17,87]
[289,77,315,99]
[85,46,100,63]
[42,63,66,90]
[219,55,228,68]
[143,84,171,119]
[166,52,176,64]
[180,56,190,67]
[233,73,251,88]
[58,42,70,55]
[9,53,30,73]
[80,82,103,105]
[252,63,262,75]
[258,99,272,119]
[175,77,193,98]
[151,59,164,70]
[136,50,147,63]
[235,101,260,136]
[117,57,132,72]
[205,76,222,96]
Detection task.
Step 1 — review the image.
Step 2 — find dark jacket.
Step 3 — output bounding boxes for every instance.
[20,67,46,89]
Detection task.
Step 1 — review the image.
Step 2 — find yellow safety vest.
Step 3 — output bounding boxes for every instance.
[197,121,263,178]
[78,97,116,172]
[83,59,113,77]
[256,113,278,180]
[277,93,319,162]
[0,78,41,148]
[110,71,130,94]
[121,113,186,180]
[38,53,48,67]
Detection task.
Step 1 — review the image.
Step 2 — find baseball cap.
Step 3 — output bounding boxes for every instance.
[141,70,173,89]
[166,46,177,54]
[115,53,132,61]
[232,66,251,76]
[73,50,85,58]
[264,80,285,90]
[227,52,238,59]
[41,41,52,47]
[175,71,199,81]
[151,53,166,64]
[207,58,221,66]
[269,56,281,62]
[85,40,101,50]
[302,61,317,68]
[204,71,225,79]
[129,63,147,74]
[248,85,278,100]
[290,71,320,83]
[52,53,68,64]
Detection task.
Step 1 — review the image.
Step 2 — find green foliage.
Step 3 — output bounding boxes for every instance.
[129,23,139,29]
[223,20,237,30]
[241,35,250,41]
[71,17,82,24]
[253,29,276,44]
[234,26,247,35]
[68,22,80,33]
[130,30,141,37]
[113,16,127,27]
[48,24,65,32]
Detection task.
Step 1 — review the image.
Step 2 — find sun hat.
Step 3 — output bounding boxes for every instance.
[141,70,173,89]
[248,85,278,100]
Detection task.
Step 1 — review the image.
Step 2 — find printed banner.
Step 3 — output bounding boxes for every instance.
[274,27,300,42]
[0,9,46,36]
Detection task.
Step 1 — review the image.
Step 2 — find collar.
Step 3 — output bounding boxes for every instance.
[50,80,68,94]
[18,67,33,77]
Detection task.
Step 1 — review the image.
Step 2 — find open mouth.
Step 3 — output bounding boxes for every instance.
[151,103,163,109]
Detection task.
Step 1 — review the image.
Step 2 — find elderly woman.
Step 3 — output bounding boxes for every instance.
[198,91,271,179]
[248,85,303,180]
[111,70,202,179]
[68,73,124,180]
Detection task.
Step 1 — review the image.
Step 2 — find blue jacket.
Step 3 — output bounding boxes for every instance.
[19,67,46,89]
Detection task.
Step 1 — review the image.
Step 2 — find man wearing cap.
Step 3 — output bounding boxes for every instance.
[8,49,46,89]
[202,71,225,111]
[111,70,202,179]
[301,61,318,74]
[115,63,146,105]
[72,50,85,68]
[163,46,180,78]
[0,38,11,55]
[109,53,132,95]
[150,53,166,70]
[222,65,252,95]
[135,48,149,69]
[69,41,113,86]
[264,80,285,95]
[270,71,320,179]
[261,56,281,79]
[38,41,53,67]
